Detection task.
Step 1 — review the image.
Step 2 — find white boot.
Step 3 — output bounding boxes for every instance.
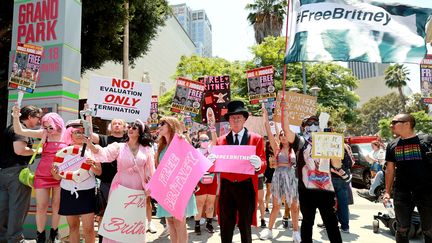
[293,231,301,243]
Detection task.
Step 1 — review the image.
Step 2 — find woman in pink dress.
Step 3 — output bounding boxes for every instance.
[87,119,155,243]
[12,105,67,242]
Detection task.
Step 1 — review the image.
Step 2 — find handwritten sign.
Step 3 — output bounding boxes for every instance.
[273,91,317,126]
[146,135,212,220]
[247,66,276,104]
[87,75,152,122]
[171,77,205,116]
[9,42,43,93]
[199,75,230,123]
[212,145,256,175]
[99,185,146,242]
[312,132,344,159]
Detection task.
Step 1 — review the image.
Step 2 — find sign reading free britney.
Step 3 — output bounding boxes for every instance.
[99,185,147,242]
[147,135,212,220]
[212,145,256,175]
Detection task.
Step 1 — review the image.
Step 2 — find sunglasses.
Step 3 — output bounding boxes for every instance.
[43,126,54,131]
[200,139,210,142]
[158,121,166,127]
[391,120,408,125]
[128,125,138,130]
[305,121,319,126]
[72,130,84,136]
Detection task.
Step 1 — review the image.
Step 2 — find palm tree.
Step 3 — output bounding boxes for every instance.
[245,0,286,44]
[384,64,410,111]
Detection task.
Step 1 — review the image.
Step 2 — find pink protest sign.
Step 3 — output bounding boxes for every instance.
[212,145,256,175]
[146,134,212,220]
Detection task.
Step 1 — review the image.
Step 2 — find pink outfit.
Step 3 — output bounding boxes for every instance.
[91,142,155,243]
[34,141,68,189]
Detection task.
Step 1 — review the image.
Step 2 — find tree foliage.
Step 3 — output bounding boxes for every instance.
[245,0,286,44]
[81,0,170,72]
[349,93,428,136]
[161,37,360,125]
[378,110,432,140]
[384,64,410,110]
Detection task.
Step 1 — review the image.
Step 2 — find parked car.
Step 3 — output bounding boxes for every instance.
[345,136,379,188]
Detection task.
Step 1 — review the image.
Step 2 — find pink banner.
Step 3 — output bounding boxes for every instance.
[146,134,212,220]
[212,145,256,175]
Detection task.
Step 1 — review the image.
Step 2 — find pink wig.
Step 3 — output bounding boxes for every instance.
[41,112,66,139]
[63,126,83,145]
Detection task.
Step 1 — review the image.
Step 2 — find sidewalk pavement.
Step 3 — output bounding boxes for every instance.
[143,188,423,242]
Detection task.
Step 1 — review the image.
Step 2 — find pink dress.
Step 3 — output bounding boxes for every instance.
[91,142,155,243]
[34,141,68,189]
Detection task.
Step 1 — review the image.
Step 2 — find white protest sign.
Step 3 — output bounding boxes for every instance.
[87,75,152,122]
[312,132,344,159]
[99,185,146,242]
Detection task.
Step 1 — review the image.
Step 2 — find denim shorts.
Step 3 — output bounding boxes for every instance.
[370,162,383,172]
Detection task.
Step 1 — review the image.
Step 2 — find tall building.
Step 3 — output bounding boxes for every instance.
[348,62,412,106]
[172,4,213,57]
[348,62,388,79]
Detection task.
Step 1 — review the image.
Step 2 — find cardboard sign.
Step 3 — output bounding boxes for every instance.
[421,55,432,100]
[247,66,276,104]
[149,95,158,128]
[9,43,43,93]
[212,145,256,175]
[87,75,152,122]
[99,185,146,242]
[312,132,344,159]
[146,135,212,220]
[171,77,205,116]
[199,75,230,123]
[274,91,317,126]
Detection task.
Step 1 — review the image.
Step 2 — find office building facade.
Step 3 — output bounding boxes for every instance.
[172,4,213,57]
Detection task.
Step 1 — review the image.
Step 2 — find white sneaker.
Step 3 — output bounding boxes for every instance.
[259,228,273,240]
[147,221,157,234]
[293,231,301,243]
[200,218,206,225]
[159,225,170,238]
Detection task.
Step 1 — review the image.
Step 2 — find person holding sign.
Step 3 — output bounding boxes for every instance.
[194,133,217,235]
[155,117,198,243]
[86,119,155,243]
[12,105,67,243]
[51,120,101,243]
[215,100,266,243]
[285,114,342,243]
[259,104,301,242]
[1,105,41,243]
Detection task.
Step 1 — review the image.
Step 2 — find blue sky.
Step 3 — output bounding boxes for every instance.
[168,0,431,93]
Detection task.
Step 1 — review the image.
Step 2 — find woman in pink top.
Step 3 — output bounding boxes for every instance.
[12,105,67,242]
[87,119,155,243]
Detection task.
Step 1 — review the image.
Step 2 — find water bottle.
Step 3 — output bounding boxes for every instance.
[385,200,395,218]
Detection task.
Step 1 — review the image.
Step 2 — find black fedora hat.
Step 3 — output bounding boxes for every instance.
[224,100,249,121]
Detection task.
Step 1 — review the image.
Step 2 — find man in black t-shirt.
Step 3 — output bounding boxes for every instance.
[0,105,42,243]
[384,113,432,243]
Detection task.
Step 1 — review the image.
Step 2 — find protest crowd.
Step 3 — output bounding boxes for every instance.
[2,1,432,243]
[2,90,432,243]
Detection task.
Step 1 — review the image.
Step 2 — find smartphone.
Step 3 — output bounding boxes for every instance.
[323,128,332,132]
